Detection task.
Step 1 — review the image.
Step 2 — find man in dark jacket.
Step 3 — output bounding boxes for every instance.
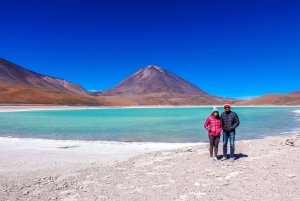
[220,103,239,162]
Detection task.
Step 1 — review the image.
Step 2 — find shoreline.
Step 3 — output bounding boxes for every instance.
[0,104,299,113]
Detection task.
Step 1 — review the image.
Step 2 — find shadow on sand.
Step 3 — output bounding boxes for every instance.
[234,153,248,160]
[218,153,248,160]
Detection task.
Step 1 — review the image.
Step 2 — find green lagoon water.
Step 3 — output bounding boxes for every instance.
[0,107,299,143]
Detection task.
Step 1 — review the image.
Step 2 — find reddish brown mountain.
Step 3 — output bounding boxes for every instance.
[99,65,211,96]
[96,65,237,105]
[0,58,89,95]
[235,91,300,106]
[0,82,106,105]
[289,91,300,95]
[0,58,111,105]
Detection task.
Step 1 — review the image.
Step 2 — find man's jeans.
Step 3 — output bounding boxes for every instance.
[223,131,235,158]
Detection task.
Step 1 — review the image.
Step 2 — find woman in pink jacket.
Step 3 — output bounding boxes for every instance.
[204,106,223,162]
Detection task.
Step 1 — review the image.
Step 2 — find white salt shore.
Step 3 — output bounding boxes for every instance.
[0,137,200,171]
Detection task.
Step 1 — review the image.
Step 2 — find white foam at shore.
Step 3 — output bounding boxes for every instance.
[292,110,300,113]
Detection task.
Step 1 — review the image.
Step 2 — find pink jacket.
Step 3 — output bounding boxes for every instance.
[204,114,222,136]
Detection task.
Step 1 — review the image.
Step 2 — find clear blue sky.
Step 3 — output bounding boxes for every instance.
[1,0,299,99]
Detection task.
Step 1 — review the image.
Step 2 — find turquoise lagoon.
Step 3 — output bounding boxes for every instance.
[0,107,299,143]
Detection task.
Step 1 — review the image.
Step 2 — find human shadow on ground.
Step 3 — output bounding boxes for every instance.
[217,153,248,160]
[234,153,248,160]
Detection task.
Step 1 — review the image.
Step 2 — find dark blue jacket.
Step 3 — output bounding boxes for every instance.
[221,111,239,132]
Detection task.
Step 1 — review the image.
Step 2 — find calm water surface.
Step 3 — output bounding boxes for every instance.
[0,107,299,143]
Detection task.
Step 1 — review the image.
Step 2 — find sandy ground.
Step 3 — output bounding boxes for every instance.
[1,133,299,201]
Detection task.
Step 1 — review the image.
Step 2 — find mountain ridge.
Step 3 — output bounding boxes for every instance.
[0,58,89,96]
[235,92,300,105]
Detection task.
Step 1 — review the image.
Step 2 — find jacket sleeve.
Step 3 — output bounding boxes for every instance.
[217,120,223,134]
[231,114,240,129]
[204,117,210,131]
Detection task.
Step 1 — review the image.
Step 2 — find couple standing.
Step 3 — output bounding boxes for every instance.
[204,103,240,162]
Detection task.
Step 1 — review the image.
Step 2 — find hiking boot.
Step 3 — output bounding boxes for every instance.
[220,157,227,161]
[230,158,235,162]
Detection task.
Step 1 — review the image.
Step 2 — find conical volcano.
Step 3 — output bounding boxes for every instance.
[97,65,236,105]
[100,65,211,96]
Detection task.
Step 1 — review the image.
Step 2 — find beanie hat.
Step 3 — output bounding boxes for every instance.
[212,106,218,112]
[224,102,231,108]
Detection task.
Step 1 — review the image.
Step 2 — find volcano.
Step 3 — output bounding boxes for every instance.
[96,65,237,105]
[99,65,211,96]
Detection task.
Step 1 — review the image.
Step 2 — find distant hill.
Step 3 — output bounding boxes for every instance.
[235,91,300,106]
[0,58,89,95]
[95,65,237,105]
[0,58,110,105]
[289,91,300,95]
[0,82,108,105]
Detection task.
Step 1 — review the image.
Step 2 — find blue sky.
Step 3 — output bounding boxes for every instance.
[1,0,299,100]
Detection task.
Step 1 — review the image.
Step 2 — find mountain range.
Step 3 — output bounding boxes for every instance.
[0,58,299,106]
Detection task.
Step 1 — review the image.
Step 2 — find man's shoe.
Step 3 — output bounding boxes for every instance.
[220,157,227,161]
[230,158,235,162]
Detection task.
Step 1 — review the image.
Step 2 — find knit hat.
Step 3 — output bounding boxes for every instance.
[224,102,231,108]
[212,106,219,112]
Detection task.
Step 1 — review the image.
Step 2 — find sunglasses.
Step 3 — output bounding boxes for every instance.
[213,111,219,113]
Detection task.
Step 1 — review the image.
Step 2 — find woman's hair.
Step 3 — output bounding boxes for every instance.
[212,112,221,119]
